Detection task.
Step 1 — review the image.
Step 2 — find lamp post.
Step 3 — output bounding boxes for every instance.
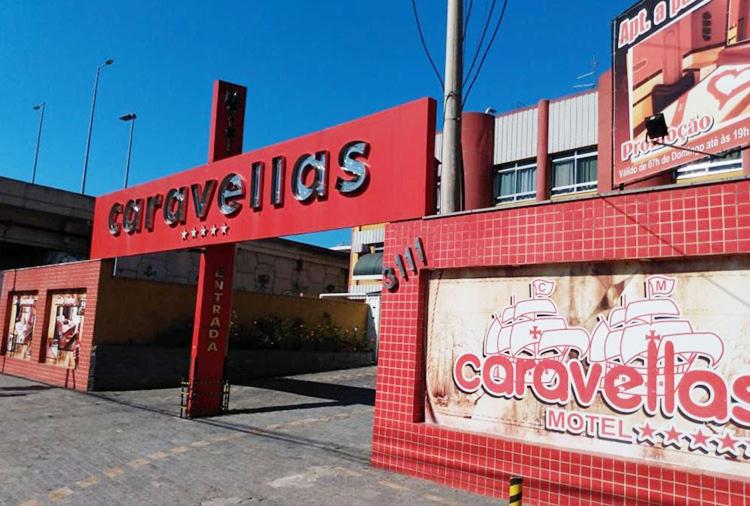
[112,112,137,278]
[119,113,137,188]
[31,102,45,184]
[80,58,114,194]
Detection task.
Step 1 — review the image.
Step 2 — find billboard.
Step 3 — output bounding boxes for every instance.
[90,98,436,259]
[426,260,750,476]
[45,293,86,369]
[5,294,37,360]
[613,0,750,185]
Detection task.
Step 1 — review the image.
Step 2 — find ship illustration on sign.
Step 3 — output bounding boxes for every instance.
[482,276,725,390]
[483,279,590,386]
[589,275,724,397]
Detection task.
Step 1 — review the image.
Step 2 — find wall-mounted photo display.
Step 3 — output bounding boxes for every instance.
[45,292,86,369]
[5,293,38,360]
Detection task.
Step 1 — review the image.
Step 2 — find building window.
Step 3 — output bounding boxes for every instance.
[493,160,536,203]
[551,149,597,196]
[674,149,742,180]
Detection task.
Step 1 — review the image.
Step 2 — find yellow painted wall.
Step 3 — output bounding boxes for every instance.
[94,264,367,345]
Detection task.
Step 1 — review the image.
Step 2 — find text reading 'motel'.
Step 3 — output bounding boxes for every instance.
[108,141,369,236]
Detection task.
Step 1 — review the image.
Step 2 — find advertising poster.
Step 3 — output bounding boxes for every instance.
[45,293,86,369]
[5,294,37,360]
[613,0,750,185]
[426,260,750,477]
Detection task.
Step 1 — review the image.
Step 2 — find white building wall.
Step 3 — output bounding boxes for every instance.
[493,106,538,164]
[548,91,598,154]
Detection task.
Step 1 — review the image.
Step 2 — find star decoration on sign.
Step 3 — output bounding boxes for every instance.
[180,230,188,240]
[661,425,683,449]
[688,428,711,452]
[743,440,750,459]
[713,431,740,458]
[191,228,198,238]
[635,422,657,444]
[220,223,229,235]
[210,225,218,236]
[200,226,208,237]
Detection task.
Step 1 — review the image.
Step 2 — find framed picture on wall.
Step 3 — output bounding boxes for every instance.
[45,292,86,369]
[6,293,38,360]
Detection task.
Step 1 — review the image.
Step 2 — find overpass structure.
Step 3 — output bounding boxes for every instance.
[0,176,93,270]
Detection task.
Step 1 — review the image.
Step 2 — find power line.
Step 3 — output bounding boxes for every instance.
[462,0,474,51]
[463,0,509,105]
[463,0,496,86]
[410,0,444,90]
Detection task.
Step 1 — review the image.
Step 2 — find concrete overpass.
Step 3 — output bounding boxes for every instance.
[0,176,93,270]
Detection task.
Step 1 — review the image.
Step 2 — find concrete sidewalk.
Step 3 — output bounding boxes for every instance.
[0,367,499,506]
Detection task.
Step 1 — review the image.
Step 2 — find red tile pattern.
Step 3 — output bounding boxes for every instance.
[373,180,750,505]
[0,260,102,391]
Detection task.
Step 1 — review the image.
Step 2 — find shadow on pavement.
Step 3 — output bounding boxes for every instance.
[0,385,52,397]
[87,389,373,465]
[236,377,375,407]
[0,385,51,392]
[224,400,341,415]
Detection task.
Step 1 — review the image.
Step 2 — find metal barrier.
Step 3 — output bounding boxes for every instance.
[179,378,231,419]
[509,476,522,506]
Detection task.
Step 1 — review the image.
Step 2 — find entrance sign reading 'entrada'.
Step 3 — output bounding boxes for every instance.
[613,0,750,185]
[428,262,750,476]
[91,97,436,259]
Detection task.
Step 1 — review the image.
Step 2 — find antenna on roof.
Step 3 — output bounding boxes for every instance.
[573,56,598,90]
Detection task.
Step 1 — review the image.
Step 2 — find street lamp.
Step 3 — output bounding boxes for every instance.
[80,58,114,194]
[31,102,45,184]
[119,113,137,188]
[112,112,136,279]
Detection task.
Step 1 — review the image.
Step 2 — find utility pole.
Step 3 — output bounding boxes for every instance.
[440,0,463,214]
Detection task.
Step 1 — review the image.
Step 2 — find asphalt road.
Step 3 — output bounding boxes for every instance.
[0,367,499,506]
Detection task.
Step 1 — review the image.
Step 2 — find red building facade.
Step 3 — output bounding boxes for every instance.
[373,180,750,505]
[0,260,102,390]
[372,2,750,504]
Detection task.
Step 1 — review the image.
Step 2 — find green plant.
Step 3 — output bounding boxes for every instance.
[228,314,370,352]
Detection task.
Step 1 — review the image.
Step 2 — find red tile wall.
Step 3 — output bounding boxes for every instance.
[373,179,750,505]
[0,260,103,391]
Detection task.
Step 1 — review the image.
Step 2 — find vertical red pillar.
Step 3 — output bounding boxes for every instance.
[186,80,246,418]
[535,99,550,201]
[461,112,495,210]
[187,243,235,416]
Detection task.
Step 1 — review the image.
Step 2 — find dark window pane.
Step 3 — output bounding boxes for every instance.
[517,167,536,194]
[577,156,597,184]
[553,160,575,188]
[499,171,515,196]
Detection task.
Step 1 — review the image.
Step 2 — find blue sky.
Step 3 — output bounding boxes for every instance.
[0,0,632,247]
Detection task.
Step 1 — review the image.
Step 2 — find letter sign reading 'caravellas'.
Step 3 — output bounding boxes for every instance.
[90,98,436,259]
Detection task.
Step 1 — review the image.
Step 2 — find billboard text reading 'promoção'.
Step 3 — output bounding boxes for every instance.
[613,0,750,186]
[90,98,436,259]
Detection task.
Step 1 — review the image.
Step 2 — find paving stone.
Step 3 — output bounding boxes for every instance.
[0,368,498,506]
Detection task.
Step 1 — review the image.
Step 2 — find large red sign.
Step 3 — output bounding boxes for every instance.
[613,0,750,186]
[91,98,436,258]
[428,267,750,477]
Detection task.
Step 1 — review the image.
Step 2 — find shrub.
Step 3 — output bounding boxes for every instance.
[228,313,370,352]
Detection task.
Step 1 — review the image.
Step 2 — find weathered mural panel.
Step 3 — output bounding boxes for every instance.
[426,259,750,476]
